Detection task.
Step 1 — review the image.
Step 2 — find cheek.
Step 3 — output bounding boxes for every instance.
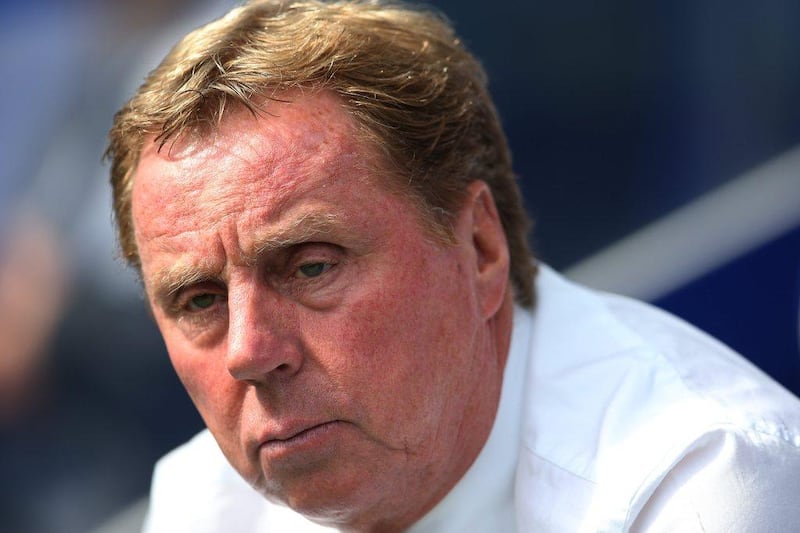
[319,249,480,443]
[163,331,243,432]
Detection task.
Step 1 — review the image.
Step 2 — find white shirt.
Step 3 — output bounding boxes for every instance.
[142,266,800,532]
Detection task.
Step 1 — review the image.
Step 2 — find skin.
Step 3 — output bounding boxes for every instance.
[132,90,514,532]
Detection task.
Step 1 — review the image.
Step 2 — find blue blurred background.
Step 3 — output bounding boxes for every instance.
[1,1,798,531]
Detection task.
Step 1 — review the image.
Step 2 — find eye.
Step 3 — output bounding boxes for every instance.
[187,293,220,311]
[296,262,332,279]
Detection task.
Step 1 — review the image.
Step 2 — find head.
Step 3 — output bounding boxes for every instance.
[108,1,536,530]
[108,0,535,306]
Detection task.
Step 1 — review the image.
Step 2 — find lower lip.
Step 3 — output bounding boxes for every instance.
[261,421,343,458]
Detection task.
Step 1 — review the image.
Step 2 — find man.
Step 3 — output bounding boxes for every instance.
[106,1,800,531]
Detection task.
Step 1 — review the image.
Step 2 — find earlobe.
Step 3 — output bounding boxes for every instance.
[463,181,510,319]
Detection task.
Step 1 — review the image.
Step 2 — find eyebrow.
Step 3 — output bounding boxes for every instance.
[151,261,223,310]
[149,211,343,307]
[251,212,340,258]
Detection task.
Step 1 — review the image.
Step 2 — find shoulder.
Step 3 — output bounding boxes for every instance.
[605,294,800,531]
[516,267,800,531]
[630,427,800,532]
[525,267,800,447]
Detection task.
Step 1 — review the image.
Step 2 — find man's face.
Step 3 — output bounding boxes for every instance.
[132,91,510,529]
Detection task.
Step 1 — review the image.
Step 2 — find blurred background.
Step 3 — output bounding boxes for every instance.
[1,1,798,531]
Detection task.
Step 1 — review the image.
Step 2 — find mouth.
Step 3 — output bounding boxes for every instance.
[260,420,344,457]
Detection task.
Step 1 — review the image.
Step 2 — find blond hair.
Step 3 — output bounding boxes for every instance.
[107,0,536,306]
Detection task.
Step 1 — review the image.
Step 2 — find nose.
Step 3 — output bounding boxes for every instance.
[225,284,304,383]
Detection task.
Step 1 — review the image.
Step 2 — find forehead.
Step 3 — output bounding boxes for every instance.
[132,91,391,238]
[134,91,366,201]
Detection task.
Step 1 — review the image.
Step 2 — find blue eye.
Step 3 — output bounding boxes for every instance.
[297,262,331,278]
[189,293,217,310]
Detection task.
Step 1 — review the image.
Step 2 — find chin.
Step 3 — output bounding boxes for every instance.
[274,469,398,530]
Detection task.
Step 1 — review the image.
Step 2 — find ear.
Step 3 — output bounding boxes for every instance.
[459,181,511,319]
